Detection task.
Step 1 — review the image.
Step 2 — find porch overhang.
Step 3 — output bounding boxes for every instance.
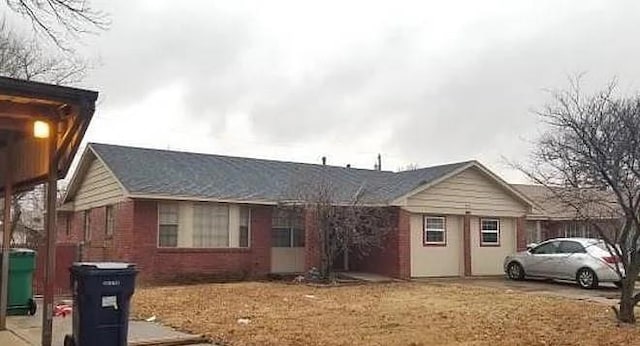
[0,76,97,346]
[0,77,98,191]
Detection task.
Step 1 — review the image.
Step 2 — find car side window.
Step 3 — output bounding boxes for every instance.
[558,241,586,254]
[531,241,559,255]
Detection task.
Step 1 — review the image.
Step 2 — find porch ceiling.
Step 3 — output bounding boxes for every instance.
[0,77,98,192]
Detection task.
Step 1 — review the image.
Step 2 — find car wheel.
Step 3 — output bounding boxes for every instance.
[507,262,525,280]
[614,281,623,289]
[576,268,599,289]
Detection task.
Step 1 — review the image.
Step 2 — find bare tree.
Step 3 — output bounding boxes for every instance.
[284,171,394,280]
[4,0,109,50]
[520,77,640,323]
[0,23,87,84]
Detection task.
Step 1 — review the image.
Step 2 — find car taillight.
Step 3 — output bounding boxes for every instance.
[602,256,620,264]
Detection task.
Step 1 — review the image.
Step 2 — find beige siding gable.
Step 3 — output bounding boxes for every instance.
[72,156,126,211]
[405,167,528,217]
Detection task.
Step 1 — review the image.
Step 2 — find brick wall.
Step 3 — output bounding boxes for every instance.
[304,208,320,271]
[132,200,272,282]
[516,216,527,251]
[56,199,273,283]
[349,207,408,279]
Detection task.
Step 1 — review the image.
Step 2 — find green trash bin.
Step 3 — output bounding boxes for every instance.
[0,248,37,316]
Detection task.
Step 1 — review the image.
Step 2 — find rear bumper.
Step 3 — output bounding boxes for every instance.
[595,265,624,282]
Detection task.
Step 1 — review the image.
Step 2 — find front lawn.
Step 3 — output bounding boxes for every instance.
[132,281,639,346]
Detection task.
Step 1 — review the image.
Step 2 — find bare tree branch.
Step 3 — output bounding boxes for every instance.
[515,75,640,324]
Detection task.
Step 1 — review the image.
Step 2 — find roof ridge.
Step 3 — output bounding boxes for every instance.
[89,142,476,175]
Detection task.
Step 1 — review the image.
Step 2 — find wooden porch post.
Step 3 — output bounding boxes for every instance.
[463,211,472,277]
[41,122,57,346]
[0,136,13,329]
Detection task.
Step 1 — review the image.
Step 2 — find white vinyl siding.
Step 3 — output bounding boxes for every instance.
[410,214,462,277]
[158,201,250,248]
[404,167,528,217]
[471,216,517,275]
[73,156,125,210]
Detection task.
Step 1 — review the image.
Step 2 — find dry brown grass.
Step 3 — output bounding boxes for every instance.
[131,281,640,346]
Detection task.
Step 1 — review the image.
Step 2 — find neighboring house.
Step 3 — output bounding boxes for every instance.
[512,184,618,244]
[58,143,535,281]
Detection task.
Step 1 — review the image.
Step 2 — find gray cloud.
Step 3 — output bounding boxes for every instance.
[83,1,640,177]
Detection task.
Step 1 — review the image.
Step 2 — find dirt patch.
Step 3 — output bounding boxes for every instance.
[132,281,640,346]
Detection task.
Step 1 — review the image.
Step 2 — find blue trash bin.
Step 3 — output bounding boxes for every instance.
[64,262,138,346]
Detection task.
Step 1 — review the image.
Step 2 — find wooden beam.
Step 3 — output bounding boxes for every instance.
[0,101,58,120]
[0,134,13,330]
[0,117,30,132]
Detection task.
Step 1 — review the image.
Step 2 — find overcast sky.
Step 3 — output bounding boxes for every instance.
[43,1,640,182]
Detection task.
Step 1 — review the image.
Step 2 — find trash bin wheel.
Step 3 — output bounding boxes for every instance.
[63,334,75,346]
[28,298,37,316]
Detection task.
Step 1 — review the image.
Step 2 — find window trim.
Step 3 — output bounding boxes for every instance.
[479,218,500,247]
[156,202,253,249]
[157,202,179,248]
[83,210,91,242]
[423,215,446,246]
[65,214,71,236]
[105,205,115,237]
[239,207,251,248]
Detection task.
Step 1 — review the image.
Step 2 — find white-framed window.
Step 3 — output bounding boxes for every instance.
[272,208,305,248]
[157,202,251,248]
[158,203,179,247]
[105,205,115,236]
[480,218,500,246]
[423,216,446,245]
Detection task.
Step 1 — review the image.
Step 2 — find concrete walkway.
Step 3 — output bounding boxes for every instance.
[6,301,212,345]
[341,272,395,282]
[0,330,29,346]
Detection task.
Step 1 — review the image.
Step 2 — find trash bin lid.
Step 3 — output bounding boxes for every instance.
[8,248,36,255]
[72,262,134,269]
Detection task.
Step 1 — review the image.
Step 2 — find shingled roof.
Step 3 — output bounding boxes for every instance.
[82,143,475,205]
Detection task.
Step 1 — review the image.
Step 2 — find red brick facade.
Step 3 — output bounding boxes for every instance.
[516,216,527,251]
[348,207,410,279]
[57,199,272,283]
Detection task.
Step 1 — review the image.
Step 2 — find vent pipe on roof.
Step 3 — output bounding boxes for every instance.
[322,156,326,165]
[377,153,382,171]
[346,164,351,168]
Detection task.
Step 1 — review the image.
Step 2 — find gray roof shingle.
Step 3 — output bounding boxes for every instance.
[90,143,472,205]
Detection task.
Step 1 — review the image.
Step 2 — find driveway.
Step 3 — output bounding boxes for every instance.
[427,277,624,305]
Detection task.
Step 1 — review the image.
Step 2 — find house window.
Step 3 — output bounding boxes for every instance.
[480,218,500,246]
[157,202,251,248]
[239,207,250,248]
[564,222,593,238]
[423,216,446,245]
[272,208,305,248]
[105,205,115,236]
[158,203,179,247]
[65,215,71,236]
[193,203,229,247]
[83,210,91,241]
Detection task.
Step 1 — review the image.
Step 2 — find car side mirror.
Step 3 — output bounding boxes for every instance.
[526,243,537,251]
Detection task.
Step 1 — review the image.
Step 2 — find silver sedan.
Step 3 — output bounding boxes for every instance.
[504,238,624,289]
